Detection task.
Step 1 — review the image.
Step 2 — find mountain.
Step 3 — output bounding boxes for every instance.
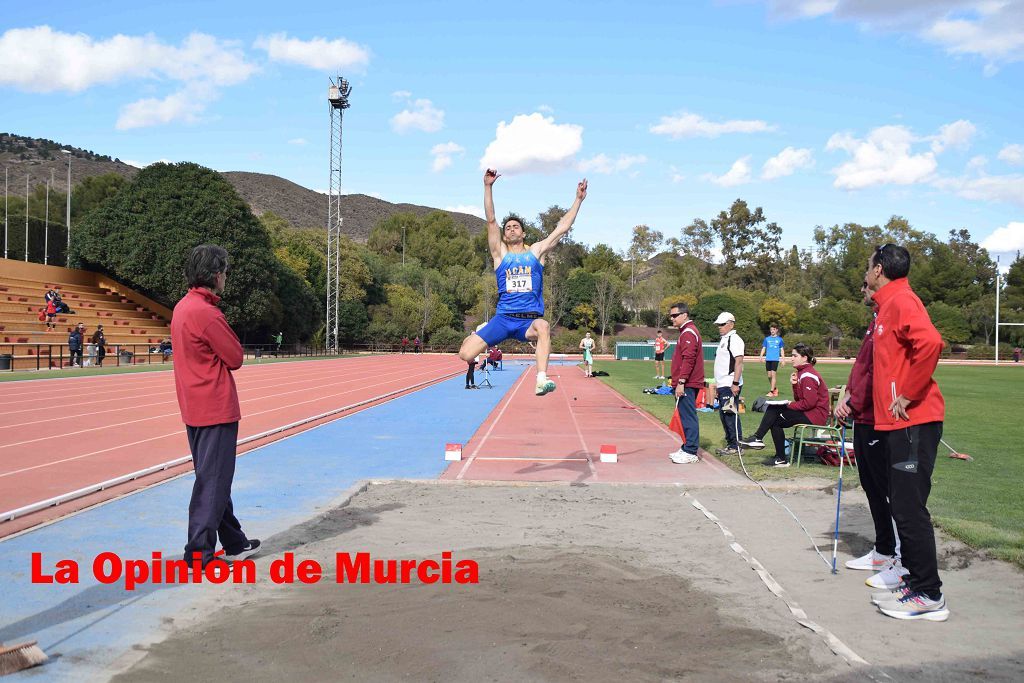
[0,134,485,241]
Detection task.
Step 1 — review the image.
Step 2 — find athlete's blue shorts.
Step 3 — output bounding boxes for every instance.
[475,314,537,346]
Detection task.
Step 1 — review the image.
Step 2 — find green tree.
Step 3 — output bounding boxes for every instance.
[692,291,759,346]
[711,199,782,288]
[927,301,971,344]
[758,297,797,331]
[582,243,623,274]
[71,162,315,339]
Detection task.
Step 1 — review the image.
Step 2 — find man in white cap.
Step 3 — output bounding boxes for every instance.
[713,311,745,456]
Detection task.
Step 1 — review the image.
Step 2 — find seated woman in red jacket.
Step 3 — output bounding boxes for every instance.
[739,343,829,468]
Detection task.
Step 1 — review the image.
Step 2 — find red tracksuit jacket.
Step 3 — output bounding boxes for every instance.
[171,287,243,427]
[670,320,704,389]
[789,363,829,426]
[845,312,877,425]
[870,278,945,431]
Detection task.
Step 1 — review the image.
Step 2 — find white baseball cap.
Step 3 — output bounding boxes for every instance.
[714,312,735,325]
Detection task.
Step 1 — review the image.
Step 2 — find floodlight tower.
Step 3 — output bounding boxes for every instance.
[326,76,352,353]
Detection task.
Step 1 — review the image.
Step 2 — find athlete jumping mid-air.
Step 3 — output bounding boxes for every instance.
[458,168,588,395]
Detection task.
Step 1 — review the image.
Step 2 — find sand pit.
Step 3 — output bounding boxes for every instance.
[113,482,1024,682]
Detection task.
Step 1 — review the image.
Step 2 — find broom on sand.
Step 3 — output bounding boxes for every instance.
[0,640,48,675]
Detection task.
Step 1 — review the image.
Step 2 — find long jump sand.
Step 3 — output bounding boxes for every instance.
[112,481,1024,682]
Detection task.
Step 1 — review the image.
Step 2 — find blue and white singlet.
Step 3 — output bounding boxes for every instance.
[495,251,544,315]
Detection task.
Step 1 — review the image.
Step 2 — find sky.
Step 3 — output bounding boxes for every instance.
[1,0,1022,265]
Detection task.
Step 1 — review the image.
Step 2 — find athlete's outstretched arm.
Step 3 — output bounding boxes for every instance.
[532,178,587,259]
[484,169,503,264]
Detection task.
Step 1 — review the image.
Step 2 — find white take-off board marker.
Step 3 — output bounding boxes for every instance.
[599,444,618,463]
[444,443,463,461]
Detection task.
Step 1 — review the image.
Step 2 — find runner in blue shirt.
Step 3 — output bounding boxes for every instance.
[759,323,785,396]
[458,168,588,396]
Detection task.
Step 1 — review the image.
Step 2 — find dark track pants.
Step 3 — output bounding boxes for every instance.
[466,361,476,387]
[69,349,82,366]
[854,423,897,557]
[716,385,743,447]
[183,422,248,565]
[884,422,943,599]
[752,405,810,460]
[676,387,699,455]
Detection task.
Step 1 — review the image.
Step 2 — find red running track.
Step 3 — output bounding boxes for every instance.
[442,363,745,485]
[0,355,463,536]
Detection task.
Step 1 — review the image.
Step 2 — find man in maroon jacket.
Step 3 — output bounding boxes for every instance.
[865,244,948,622]
[172,244,260,567]
[835,281,904,588]
[668,303,703,464]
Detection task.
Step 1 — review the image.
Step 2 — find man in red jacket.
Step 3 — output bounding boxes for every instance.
[668,303,703,464]
[172,244,260,567]
[865,244,948,622]
[835,281,904,589]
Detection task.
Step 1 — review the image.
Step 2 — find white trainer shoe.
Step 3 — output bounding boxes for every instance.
[670,451,699,465]
[866,560,910,589]
[845,549,894,571]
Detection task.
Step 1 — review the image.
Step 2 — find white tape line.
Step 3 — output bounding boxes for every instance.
[684,493,878,671]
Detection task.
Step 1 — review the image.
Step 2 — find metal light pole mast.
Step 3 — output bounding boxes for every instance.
[4,167,8,260]
[63,149,72,266]
[995,256,1001,363]
[326,76,352,353]
[24,174,29,262]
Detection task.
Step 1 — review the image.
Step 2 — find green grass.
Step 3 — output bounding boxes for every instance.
[593,358,1024,567]
[0,353,359,382]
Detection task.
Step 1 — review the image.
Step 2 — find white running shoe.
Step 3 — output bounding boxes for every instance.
[877,591,949,621]
[845,549,894,571]
[866,560,909,589]
[871,580,909,606]
[670,451,699,464]
[535,379,556,396]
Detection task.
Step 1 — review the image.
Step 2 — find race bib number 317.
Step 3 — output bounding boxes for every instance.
[507,275,532,293]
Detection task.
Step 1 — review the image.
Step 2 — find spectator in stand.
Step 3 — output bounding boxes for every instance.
[159,338,173,359]
[68,323,84,368]
[172,244,260,568]
[91,324,107,366]
[740,343,828,468]
[401,336,409,354]
[413,336,421,353]
[653,330,668,379]
[44,297,58,331]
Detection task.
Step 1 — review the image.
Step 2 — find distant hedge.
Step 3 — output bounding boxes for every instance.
[71,162,316,340]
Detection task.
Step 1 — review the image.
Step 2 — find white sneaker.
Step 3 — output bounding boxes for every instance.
[535,379,556,396]
[866,560,909,589]
[871,580,910,606]
[845,549,894,571]
[670,451,699,465]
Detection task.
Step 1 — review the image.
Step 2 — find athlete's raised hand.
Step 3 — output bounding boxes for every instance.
[484,169,501,186]
[576,178,588,201]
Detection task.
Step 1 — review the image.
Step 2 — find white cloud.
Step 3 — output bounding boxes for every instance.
[967,154,988,170]
[122,158,172,168]
[933,173,1024,207]
[0,26,256,92]
[0,27,258,129]
[288,138,307,146]
[980,221,1024,253]
[430,141,464,172]
[826,125,938,189]
[536,104,554,113]
[669,165,686,184]
[768,1,1024,68]
[761,146,815,179]
[998,144,1024,165]
[391,98,445,133]
[578,153,647,174]
[702,156,753,187]
[930,119,976,153]
[254,33,369,71]
[116,83,213,130]
[445,204,485,218]
[479,112,584,174]
[391,90,412,100]
[650,112,776,139]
